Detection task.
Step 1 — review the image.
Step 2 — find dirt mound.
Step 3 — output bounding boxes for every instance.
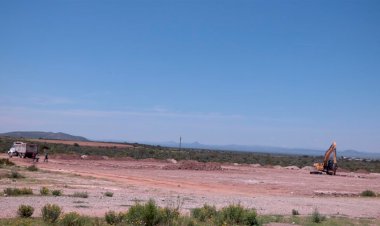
[301,166,315,171]
[163,160,222,171]
[284,166,300,170]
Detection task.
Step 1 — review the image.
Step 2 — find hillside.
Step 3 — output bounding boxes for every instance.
[0,131,88,141]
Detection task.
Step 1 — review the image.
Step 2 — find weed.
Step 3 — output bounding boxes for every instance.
[0,158,15,166]
[60,212,90,226]
[52,189,62,196]
[4,187,33,196]
[105,210,125,225]
[26,165,38,171]
[17,205,34,218]
[104,191,114,197]
[191,204,217,222]
[72,191,88,198]
[311,208,325,223]
[292,209,299,215]
[40,187,50,196]
[218,203,246,225]
[361,190,377,197]
[8,170,25,179]
[126,199,162,226]
[42,204,62,223]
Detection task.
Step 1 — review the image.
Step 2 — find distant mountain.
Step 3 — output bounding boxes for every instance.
[0,131,88,141]
[146,141,380,159]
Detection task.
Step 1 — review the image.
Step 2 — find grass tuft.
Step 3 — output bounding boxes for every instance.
[4,187,33,196]
[17,205,34,218]
[104,191,114,197]
[52,189,62,196]
[361,189,377,197]
[72,191,88,198]
[42,204,62,223]
[26,165,38,171]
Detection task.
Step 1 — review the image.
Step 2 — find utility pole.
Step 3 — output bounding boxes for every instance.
[179,136,182,151]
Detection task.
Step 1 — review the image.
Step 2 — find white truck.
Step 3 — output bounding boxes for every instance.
[8,142,38,158]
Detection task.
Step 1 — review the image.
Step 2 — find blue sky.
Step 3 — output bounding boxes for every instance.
[0,1,379,152]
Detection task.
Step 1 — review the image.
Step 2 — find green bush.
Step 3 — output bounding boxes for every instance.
[60,212,90,226]
[311,208,325,223]
[361,189,376,197]
[243,210,260,226]
[17,205,34,218]
[26,165,38,171]
[42,204,62,223]
[105,210,125,225]
[4,187,33,196]
[72,191,88,198]
[292,209,299,215]
[104,191,114,197]
[40,187,50,196]
[9,170,25,179]
[218,204,246,224]
[191,204,217,222]
[52,190,62,196]
[191,203,259,225]
[161,206,180,225]
[126,199,162,226]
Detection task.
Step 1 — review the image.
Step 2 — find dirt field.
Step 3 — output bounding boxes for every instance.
[1,153,380,220]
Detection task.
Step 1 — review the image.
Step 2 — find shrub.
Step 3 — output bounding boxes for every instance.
[9,170,25,179]
[160,206,180,225]
[17,205,34,218]
[0,158,15,166]
[212,204,260,226]
[126,199,162,226]
[104,191,114,197]
[60,212,89,226]
[52,190,62,196]
[361,190,376,197]
[105,210,125,225]
[26,165,38,171]
[243,210,260,226]
[42,204,62,223]
[219,204,245,224]
[191,204,217,222]
[292,209,299,215]
[311,208,325,223]
[40,187,50,196]
[72,191,88,198]
[4,187,33,196]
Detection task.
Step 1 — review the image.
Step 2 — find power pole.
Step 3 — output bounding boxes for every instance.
[179,136,182,151]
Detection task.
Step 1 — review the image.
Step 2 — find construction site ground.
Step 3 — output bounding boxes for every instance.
[0,153,379,221]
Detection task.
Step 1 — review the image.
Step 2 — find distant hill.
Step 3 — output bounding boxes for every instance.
[0,131,88,141]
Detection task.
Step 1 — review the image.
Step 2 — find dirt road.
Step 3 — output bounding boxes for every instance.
[1,154,380,219]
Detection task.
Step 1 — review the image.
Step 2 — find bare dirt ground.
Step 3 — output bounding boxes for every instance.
[1,153,380,220]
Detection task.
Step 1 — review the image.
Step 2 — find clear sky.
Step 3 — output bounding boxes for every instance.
[0,0,379,152]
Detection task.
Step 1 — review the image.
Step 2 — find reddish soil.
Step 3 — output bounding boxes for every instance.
[1,154,380,219]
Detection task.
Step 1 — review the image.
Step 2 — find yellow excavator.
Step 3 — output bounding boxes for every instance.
[310,142,338,175]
